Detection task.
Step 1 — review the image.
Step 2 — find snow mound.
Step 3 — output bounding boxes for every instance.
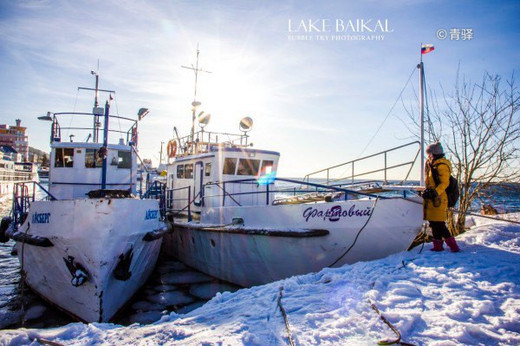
[0,218,519,345]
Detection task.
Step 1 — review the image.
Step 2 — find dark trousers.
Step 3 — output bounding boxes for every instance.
[429,221,452,241]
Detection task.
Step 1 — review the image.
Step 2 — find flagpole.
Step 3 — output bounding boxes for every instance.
[419,43,425,186]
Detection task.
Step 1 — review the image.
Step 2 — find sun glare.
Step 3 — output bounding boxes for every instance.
[202,55,270,132]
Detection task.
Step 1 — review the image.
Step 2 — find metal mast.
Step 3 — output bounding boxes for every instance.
[418,45,425,185]
[181,44,212,143]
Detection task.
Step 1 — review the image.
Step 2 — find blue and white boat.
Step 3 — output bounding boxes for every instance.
[1,73,165,322]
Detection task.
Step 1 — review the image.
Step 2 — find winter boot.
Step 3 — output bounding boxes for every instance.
[430,239,444,252]
[444,237,460,252]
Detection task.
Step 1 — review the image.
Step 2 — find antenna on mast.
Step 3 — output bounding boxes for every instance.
[181,44,212,142]
[91,61,101,143]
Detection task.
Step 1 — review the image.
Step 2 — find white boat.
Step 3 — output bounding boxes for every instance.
[0,73,166,322]
[161,51,424,287]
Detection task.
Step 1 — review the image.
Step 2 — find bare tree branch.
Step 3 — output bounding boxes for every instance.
[407,70,520,233]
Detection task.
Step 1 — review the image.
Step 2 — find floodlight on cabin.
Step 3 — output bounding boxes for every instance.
[239,116,253,133]
[138,108,150,121]
[197,111,211,129]
[38,112,53,121]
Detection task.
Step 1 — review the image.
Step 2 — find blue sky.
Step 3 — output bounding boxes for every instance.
[0,0,518,178]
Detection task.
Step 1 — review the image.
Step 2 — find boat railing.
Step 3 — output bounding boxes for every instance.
[50,111,138,145]
[141,180,167,218]
[302,141,421,186]
[173,129,250,157]
[141,180,165,199]
[202,177,388,208]
[12,181,57,229]
[164,186,193,222]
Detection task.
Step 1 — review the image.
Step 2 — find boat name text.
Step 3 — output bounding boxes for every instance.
[32,212,51,224]
[145,209,159,220]
[303,205,372,222]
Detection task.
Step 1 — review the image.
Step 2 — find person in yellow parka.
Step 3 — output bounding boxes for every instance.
[422,142,460,252]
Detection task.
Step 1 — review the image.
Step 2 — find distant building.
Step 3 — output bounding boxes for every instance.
[0,145,21,161]
[0,119,28,161]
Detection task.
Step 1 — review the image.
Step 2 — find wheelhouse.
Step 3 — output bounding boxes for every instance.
[49,142,137,199]
[42,98,143,200]
[165,130,280,216]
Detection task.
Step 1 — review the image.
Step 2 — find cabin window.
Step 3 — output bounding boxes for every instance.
[223,158,237,175]
[237,158,260,176]
[177,165,185,179]
[205,163,211,177]
[185,164,194,179]
[260,160,274,175]
[55,148,74,168]
[117,151,132,169]
[85,149,103,168]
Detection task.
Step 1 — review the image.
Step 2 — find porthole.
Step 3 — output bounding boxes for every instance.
[210,239,216,247]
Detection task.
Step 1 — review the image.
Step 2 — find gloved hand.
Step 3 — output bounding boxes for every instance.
[421,188,438,200]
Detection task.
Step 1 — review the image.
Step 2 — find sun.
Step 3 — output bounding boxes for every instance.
[199,54,270,132]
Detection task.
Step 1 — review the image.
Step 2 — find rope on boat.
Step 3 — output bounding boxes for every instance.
[277,286,295,346]
[370,300,416,346]
[328,197,380,267]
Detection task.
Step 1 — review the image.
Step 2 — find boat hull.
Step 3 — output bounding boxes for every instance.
[12,198,163,322]
[163,197,422,287]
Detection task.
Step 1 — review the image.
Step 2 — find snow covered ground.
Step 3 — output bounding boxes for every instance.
[1,214,519,345]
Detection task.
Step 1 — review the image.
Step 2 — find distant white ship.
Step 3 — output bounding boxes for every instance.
[0,158,38,197]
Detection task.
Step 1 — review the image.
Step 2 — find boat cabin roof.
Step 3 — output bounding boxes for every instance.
[52,141,131,151]
[173,146,280,163]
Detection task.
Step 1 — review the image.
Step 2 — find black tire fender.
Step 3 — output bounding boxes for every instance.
[0,217,12,243]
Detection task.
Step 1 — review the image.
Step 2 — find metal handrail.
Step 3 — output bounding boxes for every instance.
[141,180,166,199]
[142,180,166,218]
[50,111,137,144]
[303,141,421,185]
[165,186,193,221]
[12,181,57,229]
[53,111,136,123]
[203,177,388,207]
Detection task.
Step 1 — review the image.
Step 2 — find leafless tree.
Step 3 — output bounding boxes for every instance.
[405,71,520,234]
